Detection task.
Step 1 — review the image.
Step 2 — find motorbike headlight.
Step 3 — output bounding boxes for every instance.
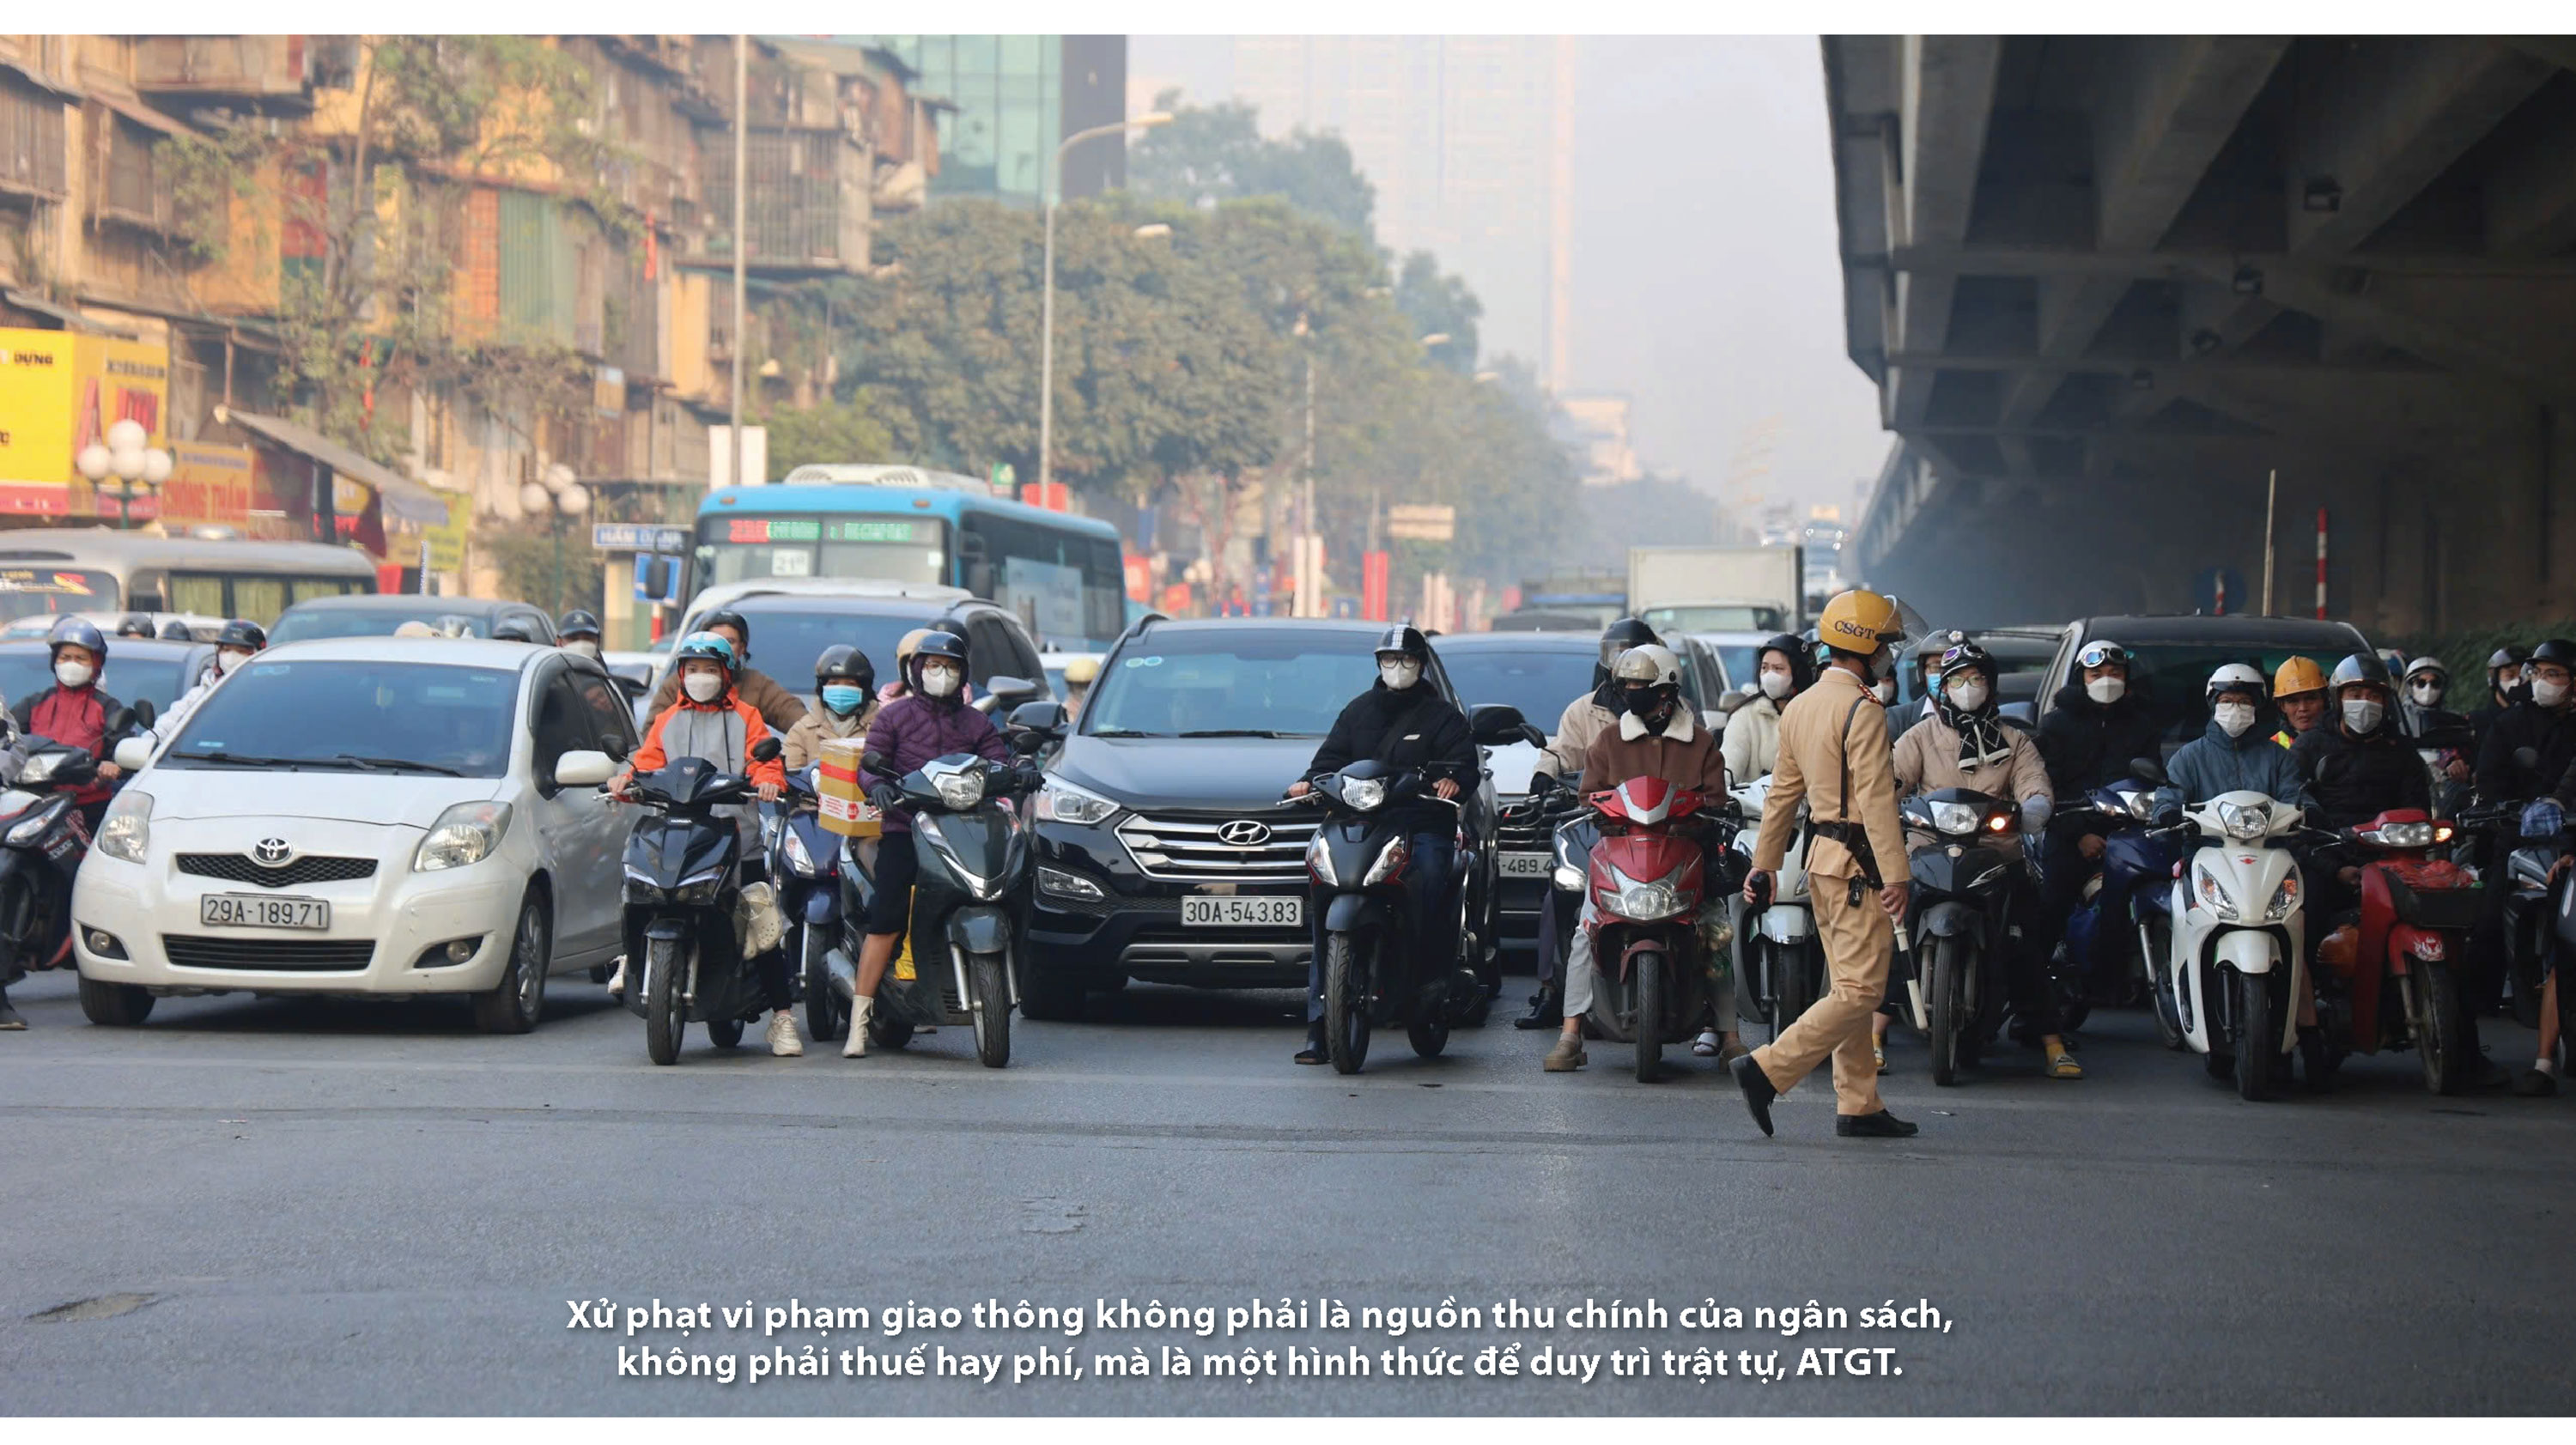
[94,790,150,864]
[1363,836,1409,886]
[1552,864,1585,891]
[676,864,727,904]
[933,769,987,811]
[1036,778,1119,825]
[2263,871,2300,922]
[781,825,817,877]
[2195,863,2240,923]
[1342,776,1386,812]
[2379,822,2434,848]
[1305,832,1337,886]
[2217,800,2270,842]
[1928,800,1980,836]
[414,801,512,872]
[8,795,65,847]
[15,751,62,785]
[1609,863,1686,921]
[2123,790,2156,822]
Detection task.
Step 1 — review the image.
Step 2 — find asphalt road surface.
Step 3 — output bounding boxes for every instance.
[4,967,2571,1415]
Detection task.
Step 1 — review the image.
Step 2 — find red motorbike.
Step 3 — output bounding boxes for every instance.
[2311,808,2482,1094]
[1579,776,1735,1083]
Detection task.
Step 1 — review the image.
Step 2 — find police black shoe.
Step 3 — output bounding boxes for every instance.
[1835,1109,1918,1138]
[1729,1053,1777,1137]
[1512,988,1562,1030]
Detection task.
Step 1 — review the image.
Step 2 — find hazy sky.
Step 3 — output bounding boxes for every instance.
[1128,35,1891,520]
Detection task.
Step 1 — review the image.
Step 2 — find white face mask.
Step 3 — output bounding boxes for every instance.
[1759,668,1793,700]
[2407,681,2439,706]
[920,664,962,699]
[2342,697,2384,734]
[566,640,600,660]
[682,671,724,704]
[53,659,93,689]
[2213,701,2256,738]
[1945,679,1989,713]
[2537,677,2571,709]
[2086,676,2126,705]
[1870,678,1896,705]
[1380,658,1422,691]
[215,647,252,676]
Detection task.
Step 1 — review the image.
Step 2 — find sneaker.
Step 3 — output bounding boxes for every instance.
[766,1011,805,1058]
[0,990,22,1030]
[1692,1029,1721,1057]
[843,997,872,1059]
[2514,1066,2559,1098]
[605,958,626,1000]
[1542,1035,1586,1072]
[2044,1049,2084,1080]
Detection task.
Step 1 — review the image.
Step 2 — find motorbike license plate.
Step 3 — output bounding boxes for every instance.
[1182,896,1303,927]
[1498,852,1551,878]
[200,894,330,930]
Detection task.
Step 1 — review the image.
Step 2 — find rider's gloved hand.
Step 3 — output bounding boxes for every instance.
[867,782,904,812]
[1012,762,1047,793]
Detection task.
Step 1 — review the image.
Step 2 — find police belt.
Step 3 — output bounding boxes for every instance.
[1807,819,1885,889]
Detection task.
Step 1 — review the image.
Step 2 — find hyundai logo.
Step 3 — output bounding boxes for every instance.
[252,838,293,866]
[1217,819,1273,847]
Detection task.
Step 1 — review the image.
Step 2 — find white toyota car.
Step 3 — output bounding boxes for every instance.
[73,637,629,1032]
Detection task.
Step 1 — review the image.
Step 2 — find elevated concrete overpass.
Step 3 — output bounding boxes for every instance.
[1828,36,2576,633]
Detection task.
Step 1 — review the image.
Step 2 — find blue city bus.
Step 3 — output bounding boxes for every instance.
[691,465,1128,649]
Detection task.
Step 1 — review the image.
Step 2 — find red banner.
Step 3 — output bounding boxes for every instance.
[1362,550,1390,622]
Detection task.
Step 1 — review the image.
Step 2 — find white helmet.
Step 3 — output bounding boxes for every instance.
[2403,655,2448,686]
[2204,662,2267,707]
[1611,643,1683,689]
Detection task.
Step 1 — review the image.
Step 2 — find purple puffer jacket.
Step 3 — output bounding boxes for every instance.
[863,693,1009,833]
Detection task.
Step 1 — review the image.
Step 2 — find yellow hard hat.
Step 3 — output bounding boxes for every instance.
[1061,655,1101,685]
[894,628,933,664]
[1816,588,1905,656]
[2273,655,2328,698]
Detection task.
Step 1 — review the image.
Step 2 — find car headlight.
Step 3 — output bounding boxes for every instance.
[7,795,65,847]
[414,800,513,872]
[933,769,986,811]
[1036,864,1103,902]
[1363,836,1408,886]
[2263,872,2300,922]
[781,825,817,877]
[1342,776,1386,812]
[2216,800,2270,842]
[95,790,150,864]
[2195,863,2239,923]
[1929,800,1981,836]
[1036,778,1118,825]
[1606,862,1685,920]
[1306,832,1337,885]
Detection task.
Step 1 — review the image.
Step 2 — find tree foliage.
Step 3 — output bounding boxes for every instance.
[1127,90,1376,238]
[758,396,896,479]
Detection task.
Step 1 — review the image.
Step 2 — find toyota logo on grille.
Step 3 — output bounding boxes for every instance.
[1217,819,1273,847]
[252,838,293,865]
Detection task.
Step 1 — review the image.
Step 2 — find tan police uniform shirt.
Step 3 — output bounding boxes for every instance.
[1750,665,1905,883]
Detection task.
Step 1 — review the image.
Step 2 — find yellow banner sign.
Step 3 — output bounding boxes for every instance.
[0,327,170,518]
[425,491,472,573]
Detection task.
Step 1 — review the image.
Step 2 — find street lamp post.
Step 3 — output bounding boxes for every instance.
[520,465,592,615]
[75,420,173,531]
[1038,112,1173,499]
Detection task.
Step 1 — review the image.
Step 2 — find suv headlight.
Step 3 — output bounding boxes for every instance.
[1036,778,1119,825]
[933,769,986,811]
[2262,871,2300,922]
[95,790,151,864]
[415,801,513,872]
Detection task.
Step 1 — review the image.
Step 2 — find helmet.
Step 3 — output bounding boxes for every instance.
[1816,588,1905,657]
[2489,644,2533,672]
[490,620,535,643]
[1933,639,1995,687]
[2205,662,2268,707]
[2074,640,2133,672]
[1597,616,1660,668]
[158,619,191,641]
[1755,633,1814,693]
[1061,655,1101,686]
[672,630,738,677]
[2273,655,2328,698]
[813,643,875,694]
[698,608,751,659]
[2329,653,2392,696]
[48,617,106,660]
[215,619,267,652]
[114,616,154,638]
[1612,644,1683,719]
[893,628,933,668]
[2531,639,2576,671]
[1914,628,1968,664]
[1374,623,1430,662]
[558,609,601,641]
[2402,656,2447,686]
[908,628,969,693]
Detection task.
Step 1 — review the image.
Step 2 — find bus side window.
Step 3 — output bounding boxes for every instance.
[958,526,993,597]
[130,569,167,610]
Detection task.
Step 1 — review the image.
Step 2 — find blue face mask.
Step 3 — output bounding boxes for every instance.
[821,683,866,716]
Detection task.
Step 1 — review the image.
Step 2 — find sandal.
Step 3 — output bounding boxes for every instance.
[2044,1050,2084,1080]
[1692,1030,1721,1057]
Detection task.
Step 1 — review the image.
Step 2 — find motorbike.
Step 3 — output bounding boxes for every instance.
[1576,775,1738,1083]
[764,766,846,1044]
[616,742,788,1066]
[10,706,152,1008]
[1899,786,2026,1085]
[1728,774,1824,1042]
[2163,790,2318,1101]
[1300,759,1482,1075]
[825,730,1049,1069]
[2053,762,2186,1046]
[2311,808,2484,1094]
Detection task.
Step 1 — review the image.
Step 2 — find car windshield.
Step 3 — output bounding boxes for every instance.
[0,650,189,718]
[1643,604,1787,634]
[1435,645,1596,727]
[726,608,933,690]
[1084,634,1381,738]
[270,605,501,642]
[164,660,519,777]
[0,568,118,621]
[2066,640,2366,745]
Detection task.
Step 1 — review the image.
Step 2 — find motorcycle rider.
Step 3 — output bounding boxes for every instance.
[1891,641,2077,1079]
[1518,616,1662,1029]
[1060,654,1101,717]
[2270,656,2330,749]
[1286,624,1477,1066]
[2032,641,2162,982]
[2161,664,2313,813]
[151,619,266,751]
[557,609,603,660]
[15,619,128,832]
[848,631,1019,1059]
[1721,632,1814,786]
[113,616,154,640]
[1542,644,1736,1072]
[647,608,806,732]
[783,644,878,771]
[608,631,800,1057]
[1729,588,1916,1140]
[2470,645,2531,756]
[2475,639,2576,804]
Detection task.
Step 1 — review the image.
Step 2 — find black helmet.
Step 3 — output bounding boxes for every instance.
[907,629,969,699]
[1932,639,1995,688]
[1756,632,1815,693]
[114,615,155,638]
[159,618,191,640]
[48,617,106,660]
[216,619,267,651]
[2328,653,2392,696]
[815,643,876,693]
[699,608,751,659]
[1375,623,1431,662]
[490,620,536,643]
[2531,639,2576,671]
[558,609,601,641]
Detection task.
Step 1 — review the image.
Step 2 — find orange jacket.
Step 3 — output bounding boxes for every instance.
[631,689,786,789]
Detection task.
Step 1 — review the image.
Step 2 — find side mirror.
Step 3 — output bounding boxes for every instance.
[611,674,647,701]
[984,674,1042,709]
[1467,703,1530,746]
[750,736,783,763]
[2128,756,2168,786]
[1009,728,1051,756]
[1007,700,1070,737]
[554,749,616,787]
[1519,723,1547,749]
[2516,745,2542,772]
[112,736,154,772]
[104,706,136,738]
[861,751,890,777]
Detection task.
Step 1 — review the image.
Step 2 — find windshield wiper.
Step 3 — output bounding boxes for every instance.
[166,750,307,768]
[1088,727,1168,738]
[1178,729,1295,738]
[332,754,464,777]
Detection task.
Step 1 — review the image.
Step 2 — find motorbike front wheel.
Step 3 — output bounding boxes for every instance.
[1926,938,1965,1087]
[1632,950,1666,1084]
[644,938,688,1066]
[2414,961,2470,1096]
[1323,932,1371,1075]
[2232,968,2274,1102]
[969,951,1012,1068]
[802,929,845,1042]
[2140,918,2184,1051]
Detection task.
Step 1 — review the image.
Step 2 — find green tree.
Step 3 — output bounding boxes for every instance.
[1127,90,1376,238]
[757,397,896,477]
[1394,251,1481,374]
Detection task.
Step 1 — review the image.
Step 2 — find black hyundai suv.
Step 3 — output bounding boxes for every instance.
[1022,617,1521,1019]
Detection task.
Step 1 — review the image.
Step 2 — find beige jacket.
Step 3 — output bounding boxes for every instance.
[1752,665,1905,882]
[1536,694,1616,780]
[781,699,878,771]
[1891,709,2050,805]
[1721,694,1783,784]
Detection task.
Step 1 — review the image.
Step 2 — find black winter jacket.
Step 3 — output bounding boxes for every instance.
[1305,681,1477,829]
[2036,683,2164,800]
[2293,723,2430,832]
[2473,701,2576,804]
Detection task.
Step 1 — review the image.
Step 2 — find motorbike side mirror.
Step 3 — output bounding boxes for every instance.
[554,749,616,788]
[2128,756,2167,786]
[750,736,782,763]
[1467,703,1530,747]
[984,675,1043,710]
[1006,700,1069,738]
[600,733,629,762]
[112,736,154,773]
[861,751,890,777]
[2516,745,2542,772]
[611,674,648,701]
[1008,728,1051,757]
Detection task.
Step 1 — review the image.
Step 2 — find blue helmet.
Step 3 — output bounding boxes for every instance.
[48,616,107,660]
[673,630,738,677]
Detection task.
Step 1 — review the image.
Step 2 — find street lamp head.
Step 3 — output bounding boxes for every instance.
[519,481,553,515]
[76,444,113,483]
[556,483,591,515]
[543,462,576,494]
[105,419,147,453]
[1132,223,1173,240]
[1135,112,1174,128]
[141,448,173,487]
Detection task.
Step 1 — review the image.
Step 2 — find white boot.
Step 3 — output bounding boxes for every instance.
[844,996,872,1058]
[606,957,626,1000]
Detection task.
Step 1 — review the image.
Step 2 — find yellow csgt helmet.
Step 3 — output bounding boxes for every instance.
[1061,655,1101,686]
[2272,655,2329,699]
[1817,588,1906,657]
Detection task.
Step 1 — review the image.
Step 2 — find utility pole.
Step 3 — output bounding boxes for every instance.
[730,33,748,490]
[2259,468,2278,616]
[1301,335,1317,617]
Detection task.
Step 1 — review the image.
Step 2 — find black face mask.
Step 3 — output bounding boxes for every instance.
[1621,685,1675,726]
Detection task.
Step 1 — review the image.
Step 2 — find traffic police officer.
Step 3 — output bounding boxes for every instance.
[1731,588,1917,1139]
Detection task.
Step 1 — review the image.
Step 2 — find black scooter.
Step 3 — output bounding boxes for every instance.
[764,767,846,1043]
[1900,786,2026,1085]
[617,740,784,1066]
[15,706,153,1023]
[1301,759,1479,1074]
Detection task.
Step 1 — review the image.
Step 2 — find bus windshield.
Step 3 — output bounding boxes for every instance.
[696,515,947,589]
[0,568,118,620]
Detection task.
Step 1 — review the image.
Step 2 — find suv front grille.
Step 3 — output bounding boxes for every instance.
[1115,813,1317,883]
[177,853,378,889]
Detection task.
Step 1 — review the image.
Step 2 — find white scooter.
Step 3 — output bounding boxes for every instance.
[1729,774,1824,1041]
[2164,789,2315,1101]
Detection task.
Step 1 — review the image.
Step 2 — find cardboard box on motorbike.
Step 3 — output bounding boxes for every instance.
[814,738,881,839]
